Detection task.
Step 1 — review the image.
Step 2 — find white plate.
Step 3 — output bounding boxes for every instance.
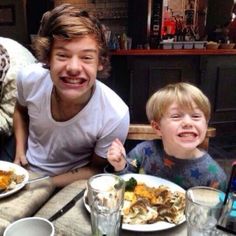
[0,161,29,199]
[83,173,186,232]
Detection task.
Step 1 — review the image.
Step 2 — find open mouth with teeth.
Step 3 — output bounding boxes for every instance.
[178,132,198,141]
[61,77,87,86]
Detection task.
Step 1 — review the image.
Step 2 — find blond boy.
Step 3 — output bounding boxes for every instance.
[107,82,226,190]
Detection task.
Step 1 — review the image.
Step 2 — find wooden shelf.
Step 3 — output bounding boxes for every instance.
[110,49,236,56]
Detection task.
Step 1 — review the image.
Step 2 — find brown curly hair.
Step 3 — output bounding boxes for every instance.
[32,3,110,79]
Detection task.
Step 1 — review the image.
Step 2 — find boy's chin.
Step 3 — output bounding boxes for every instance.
[173,141,201,153]
[179,142,200,150]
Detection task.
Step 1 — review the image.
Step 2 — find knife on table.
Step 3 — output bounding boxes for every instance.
[48,188,86,222]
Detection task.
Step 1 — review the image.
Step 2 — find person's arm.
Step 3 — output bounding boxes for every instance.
[0,77,16,136]
[51,153,108,187]
[13,101,29,166]
[107,138,127,172]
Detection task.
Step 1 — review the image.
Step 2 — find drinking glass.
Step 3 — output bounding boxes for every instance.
[186,186,226,236]
[87,173,125,236]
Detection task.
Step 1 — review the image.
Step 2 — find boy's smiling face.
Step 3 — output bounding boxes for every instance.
[154,101,208,159]
[48,35,103,104]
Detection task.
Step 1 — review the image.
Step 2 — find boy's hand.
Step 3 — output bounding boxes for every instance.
[107,138,126,172]
[14,154,28,167]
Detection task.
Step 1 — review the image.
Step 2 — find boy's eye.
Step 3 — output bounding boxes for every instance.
[82,55,95,61]
[192,113,202,119]
[56,53,68,59]
[170,114,181,119]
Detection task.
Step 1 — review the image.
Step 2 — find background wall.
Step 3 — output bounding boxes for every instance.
[26,0,54,41]
[0,0,28,45]
[0,0,234,46]
[54,0,128,34]
[206,0,234,33]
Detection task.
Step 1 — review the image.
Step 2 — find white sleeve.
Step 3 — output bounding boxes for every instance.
[16,69,27,107]
[94,111,130,158]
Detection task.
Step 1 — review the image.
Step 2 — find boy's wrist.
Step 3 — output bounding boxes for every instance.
[104,163,127,174]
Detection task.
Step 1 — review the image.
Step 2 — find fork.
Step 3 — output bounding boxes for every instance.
[121,150,136,167]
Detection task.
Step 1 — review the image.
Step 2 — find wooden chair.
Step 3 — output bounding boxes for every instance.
[127,124,216,150]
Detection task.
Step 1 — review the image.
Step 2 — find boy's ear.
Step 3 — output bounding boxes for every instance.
[98,64,103,71]
[150,120,162,136]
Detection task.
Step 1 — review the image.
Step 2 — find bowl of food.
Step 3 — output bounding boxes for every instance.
[219,43,235,49]
[206,41,219,49]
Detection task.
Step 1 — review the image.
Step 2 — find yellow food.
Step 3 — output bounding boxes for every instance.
[0,170,12,189]
[124,191,137,203]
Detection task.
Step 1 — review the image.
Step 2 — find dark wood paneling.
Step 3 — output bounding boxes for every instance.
[127,55,200,122]
[128,0,150,48]
[215,66,236,112]
[109,53,236,136]
[201,55,236,135]
[149,67,183,95]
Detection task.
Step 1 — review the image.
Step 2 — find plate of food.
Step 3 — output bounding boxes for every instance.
[83,173,186,232]
[0,161,29,198]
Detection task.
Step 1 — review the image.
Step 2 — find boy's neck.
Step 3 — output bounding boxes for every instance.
[51,86,93,121]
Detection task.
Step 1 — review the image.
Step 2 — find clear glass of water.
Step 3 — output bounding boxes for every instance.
[186,186,226,236]
[87,173,125,236]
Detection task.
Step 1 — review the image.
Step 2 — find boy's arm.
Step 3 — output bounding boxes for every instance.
[107,138,127,172]
[51,154,108,187]
[13,101,29,166]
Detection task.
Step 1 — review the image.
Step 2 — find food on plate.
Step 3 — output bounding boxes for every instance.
[123,178,185,225]
[0,170,12,190]
[125,177,137,191]
[0,169,25,191]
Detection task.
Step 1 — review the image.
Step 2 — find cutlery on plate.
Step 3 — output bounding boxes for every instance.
[0,176,51,194]
[27,175,50,184]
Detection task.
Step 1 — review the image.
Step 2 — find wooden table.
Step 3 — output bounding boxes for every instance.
[35,180,187,236]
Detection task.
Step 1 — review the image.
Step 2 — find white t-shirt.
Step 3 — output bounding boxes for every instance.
[17,63,130,176]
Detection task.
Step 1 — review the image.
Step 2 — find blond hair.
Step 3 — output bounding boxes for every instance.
[146,82,211,123]
[32,3,110,78]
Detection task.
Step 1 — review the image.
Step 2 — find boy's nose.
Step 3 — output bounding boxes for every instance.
[181,115,193,127]
[66,57,82,73]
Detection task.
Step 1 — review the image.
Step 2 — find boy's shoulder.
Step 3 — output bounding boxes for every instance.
[17,63,51,91]
[95,80,128,113]
[96,80,122,98]
[18,63,48,82]
[20,63,46,75]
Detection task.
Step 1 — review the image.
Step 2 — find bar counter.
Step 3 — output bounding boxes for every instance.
[111,49,236,56]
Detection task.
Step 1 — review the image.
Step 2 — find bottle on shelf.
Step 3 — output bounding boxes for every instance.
[162,0,176,39]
